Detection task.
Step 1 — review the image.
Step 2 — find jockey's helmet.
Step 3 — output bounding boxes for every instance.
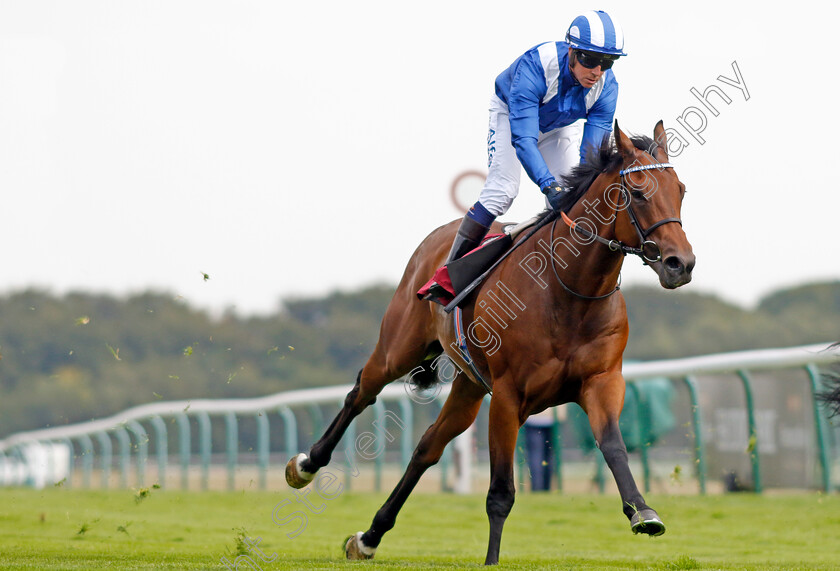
[565,10,626,57]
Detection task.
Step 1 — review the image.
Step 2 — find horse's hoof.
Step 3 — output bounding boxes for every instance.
[345,531,376,560]
[631,508,665,537]
[285,453,316,489]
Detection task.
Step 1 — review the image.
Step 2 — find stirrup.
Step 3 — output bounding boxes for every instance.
[421,283,453,306]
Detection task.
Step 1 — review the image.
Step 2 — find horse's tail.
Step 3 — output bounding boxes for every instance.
[818,342,840,416]
[404,342,445,392]
[819,371,840,417]
[408,360,440,391]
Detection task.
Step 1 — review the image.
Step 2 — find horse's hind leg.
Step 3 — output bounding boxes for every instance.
[286,347,421,488]
[581,372,665,536]
[284,367,375,488]
[285,291,434,488]
[345,374,487,560]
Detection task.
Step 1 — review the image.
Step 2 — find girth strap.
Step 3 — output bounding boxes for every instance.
[453,307,493,395]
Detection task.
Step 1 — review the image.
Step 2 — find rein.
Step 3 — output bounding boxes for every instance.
[553,161,681,300]
[551,215,623,300]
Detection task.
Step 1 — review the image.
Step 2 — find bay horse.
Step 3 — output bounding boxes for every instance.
[286,121,695,565]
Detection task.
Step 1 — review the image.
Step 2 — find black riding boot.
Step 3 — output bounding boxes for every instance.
[445,215,491,264]
[420,215,490,305]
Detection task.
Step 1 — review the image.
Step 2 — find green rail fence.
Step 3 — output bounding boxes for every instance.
[0,342,838,494]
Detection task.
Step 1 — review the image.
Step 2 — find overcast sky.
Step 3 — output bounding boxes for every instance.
[1,1,837,316]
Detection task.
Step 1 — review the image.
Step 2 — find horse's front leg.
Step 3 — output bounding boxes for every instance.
[484,385,521,565]
[581,372,665,536]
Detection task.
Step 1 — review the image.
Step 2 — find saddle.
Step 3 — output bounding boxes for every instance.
[417,213,545,308]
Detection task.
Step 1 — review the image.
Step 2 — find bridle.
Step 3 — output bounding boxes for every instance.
[552,161,683,300]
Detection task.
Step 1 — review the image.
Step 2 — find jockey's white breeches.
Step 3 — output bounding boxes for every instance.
[478,94,583,217]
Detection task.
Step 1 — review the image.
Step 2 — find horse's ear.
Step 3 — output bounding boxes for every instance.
[652,120,669,162]
[614,119,635,160]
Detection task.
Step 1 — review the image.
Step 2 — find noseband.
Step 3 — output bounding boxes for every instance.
[553,161,682,300]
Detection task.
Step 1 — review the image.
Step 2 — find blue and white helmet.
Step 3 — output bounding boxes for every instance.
[565,10,626,57]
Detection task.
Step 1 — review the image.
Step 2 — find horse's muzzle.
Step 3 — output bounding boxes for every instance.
[660,253,695,289]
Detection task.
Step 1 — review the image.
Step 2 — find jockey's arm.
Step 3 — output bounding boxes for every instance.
[580,77,619,163]
[506,58,556,190]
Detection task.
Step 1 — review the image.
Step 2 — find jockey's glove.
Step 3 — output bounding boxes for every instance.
[541,181,568,211]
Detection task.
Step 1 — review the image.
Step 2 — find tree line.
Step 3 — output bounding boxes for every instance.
[0,281,838,436]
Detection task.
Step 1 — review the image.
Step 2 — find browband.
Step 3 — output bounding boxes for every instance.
[619,163,673,176]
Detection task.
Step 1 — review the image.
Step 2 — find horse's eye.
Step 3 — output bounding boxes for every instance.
[630,189,646,200]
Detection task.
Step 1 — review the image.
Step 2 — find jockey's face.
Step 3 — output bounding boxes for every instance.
[568,48,613,89]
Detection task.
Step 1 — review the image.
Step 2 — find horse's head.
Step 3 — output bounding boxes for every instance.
[611,121,695,289]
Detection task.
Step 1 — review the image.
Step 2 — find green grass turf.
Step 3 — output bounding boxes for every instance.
[0,487,838,570]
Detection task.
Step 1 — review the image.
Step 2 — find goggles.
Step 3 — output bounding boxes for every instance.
[574,50,619,70]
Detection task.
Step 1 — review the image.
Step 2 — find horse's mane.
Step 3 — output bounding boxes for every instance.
[552,134,656,213]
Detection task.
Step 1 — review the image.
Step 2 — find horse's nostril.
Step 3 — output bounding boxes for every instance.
[664,256,683,273]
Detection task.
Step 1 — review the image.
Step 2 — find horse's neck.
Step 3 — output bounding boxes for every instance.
[543,180,625,298]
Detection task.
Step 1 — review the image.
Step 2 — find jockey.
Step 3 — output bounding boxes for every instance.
[443,10,626,269]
